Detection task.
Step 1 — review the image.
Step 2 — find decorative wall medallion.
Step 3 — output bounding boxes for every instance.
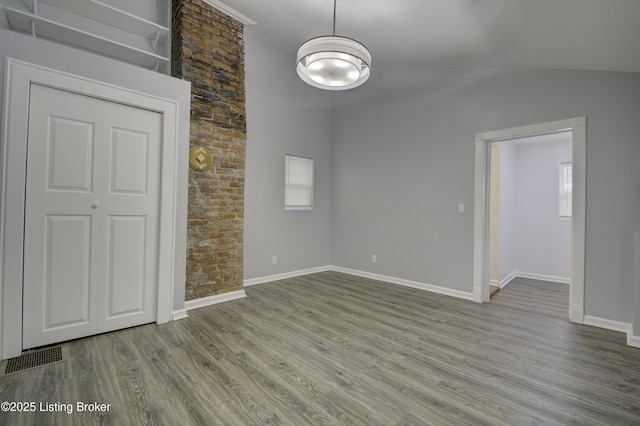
[189,146,213,172]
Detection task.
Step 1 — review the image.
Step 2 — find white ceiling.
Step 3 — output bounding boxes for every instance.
[217,0,640,94]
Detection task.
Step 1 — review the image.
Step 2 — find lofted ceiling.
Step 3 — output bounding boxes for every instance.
[216,0,640,95]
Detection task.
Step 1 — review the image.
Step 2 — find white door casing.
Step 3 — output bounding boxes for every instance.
[23,85,161,349]
[473,117,586,323]
[1,59,181,359]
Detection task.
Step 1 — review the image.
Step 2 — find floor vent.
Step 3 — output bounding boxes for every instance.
[0,346,69,376]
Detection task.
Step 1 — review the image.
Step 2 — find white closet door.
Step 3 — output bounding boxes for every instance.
[22,84,161,349]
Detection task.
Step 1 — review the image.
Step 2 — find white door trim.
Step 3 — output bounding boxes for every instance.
[473,117,586,323]
[1,58,180,359]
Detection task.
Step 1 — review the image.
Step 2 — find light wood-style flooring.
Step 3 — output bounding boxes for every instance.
[2,271,640,425]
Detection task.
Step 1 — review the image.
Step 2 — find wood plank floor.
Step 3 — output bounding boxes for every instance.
[2,271,640,425]
[491,277,570,320]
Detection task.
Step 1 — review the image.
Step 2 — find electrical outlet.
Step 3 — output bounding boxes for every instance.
[371,254,377,264]
[458,203,465,214]
[272,256,277,265]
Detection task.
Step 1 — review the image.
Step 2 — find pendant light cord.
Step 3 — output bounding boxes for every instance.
[332,0,337,35]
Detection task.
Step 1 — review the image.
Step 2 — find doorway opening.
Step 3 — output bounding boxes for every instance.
[473,118,586,323]
[488,132,572,315]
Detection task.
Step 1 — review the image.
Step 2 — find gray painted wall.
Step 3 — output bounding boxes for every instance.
[331,69,640,322]
[513,139,572,280]
[243,29,332,279]
[4,0,639,327]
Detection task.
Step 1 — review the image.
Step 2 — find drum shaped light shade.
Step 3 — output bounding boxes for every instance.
[296,36,371,90]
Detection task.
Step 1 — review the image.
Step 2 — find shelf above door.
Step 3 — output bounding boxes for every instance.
[5,1,170,72]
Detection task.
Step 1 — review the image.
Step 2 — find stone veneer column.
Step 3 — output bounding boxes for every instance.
[172,0,246,300]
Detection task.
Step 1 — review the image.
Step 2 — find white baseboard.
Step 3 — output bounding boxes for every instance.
[577,315,640,349]
[583,315,631,334]
[489,279,499,287]
[330,266,475,301]
[246,265,473,302]
[184,266,640,349]
[578,316,640,349]
[628,335,640,348]
[172,309,189,321]
[628,325,640,348]
[184,289,247,312]
[243,266,332,287]
[569,304,584,324]
[499,272,518,289]
[498,272,569,289]
[513,272,570,285]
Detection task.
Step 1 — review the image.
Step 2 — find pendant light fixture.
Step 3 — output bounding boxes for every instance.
[296,0,371,90]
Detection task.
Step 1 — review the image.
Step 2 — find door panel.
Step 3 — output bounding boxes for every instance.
[23,85,102,349]
[48,117,94,192]
[107,216,146,318]
[23,84,161,349]
[98,99,160,332]
[45,216,92,328]
[110,128,149,195]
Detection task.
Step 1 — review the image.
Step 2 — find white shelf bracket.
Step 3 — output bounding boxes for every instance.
[151,30,161,52]
[31,0,38,37]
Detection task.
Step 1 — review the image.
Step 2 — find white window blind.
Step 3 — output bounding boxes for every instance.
[559,162,572,218]
[285,154,313,210]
